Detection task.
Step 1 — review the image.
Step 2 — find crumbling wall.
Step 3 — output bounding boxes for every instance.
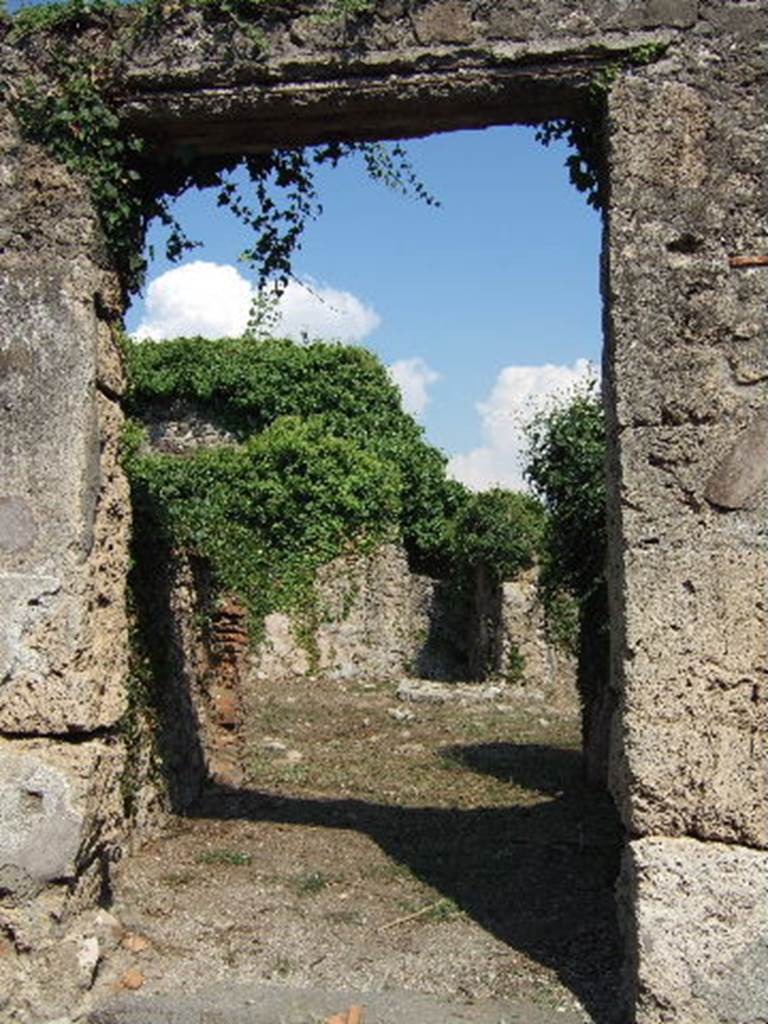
[603,4,768,1019]
[249,544,572,690]
[163,542,575,795]
[1,2,766,1022]
[251,543,468,682]
[0,81,135,1020]
[469,564,575,700]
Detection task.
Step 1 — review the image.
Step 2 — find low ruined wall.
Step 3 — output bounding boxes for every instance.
[251,545,574,695]
[470,565,574,703]
[160,543,575,794]
[252,543,467,683]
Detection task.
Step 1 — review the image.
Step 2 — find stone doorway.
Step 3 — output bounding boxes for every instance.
[1,4,766,1023]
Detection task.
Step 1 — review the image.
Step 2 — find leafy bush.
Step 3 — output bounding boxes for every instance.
[125,335,406,438]
[525,379,606,613]
[125,335,548,635]
[125,335,467,576]
[451,488,545,583]
[127,414,400,626]
[524,380,610,777]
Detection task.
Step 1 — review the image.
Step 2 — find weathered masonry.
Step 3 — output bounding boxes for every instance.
[1,2,766,1021]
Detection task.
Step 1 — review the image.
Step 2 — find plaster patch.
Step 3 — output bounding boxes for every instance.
[0,754,83,895]
[0,497,37,554]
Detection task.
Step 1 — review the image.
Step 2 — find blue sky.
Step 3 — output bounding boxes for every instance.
[127,126,602,488]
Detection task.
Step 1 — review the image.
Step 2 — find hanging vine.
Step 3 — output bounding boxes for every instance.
[2,0,437,295]
[536,42,668,210]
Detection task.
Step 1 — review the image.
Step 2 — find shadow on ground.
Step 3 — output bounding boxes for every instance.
[187,742,626,1024]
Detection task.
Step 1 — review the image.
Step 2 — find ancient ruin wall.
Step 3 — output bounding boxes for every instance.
[0,3,766,1022]
[0,76,133,1018]
[603,7,768,1016]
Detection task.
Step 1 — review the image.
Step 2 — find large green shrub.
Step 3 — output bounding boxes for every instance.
[124,334,548,634]
[127,412,401,625]
[525,380,606,616]
[524,380,610,779]
[451,488,545,584]
[125,335,469,577]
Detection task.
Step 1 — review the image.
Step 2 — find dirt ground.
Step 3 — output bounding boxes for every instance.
[89,675,624,1023]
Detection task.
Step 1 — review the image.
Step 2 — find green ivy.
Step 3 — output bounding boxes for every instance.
[8,0,121,39]
[124,335,546,635]
[525,379,605,603]
[13,63,152,283]
[125,334,466,573]
[536,42,669,210]
[451,488,545,585]
[127,414,402,630]
[7,0,373,41]
[524,381,608,734]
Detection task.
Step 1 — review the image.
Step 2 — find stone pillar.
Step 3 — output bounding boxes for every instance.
[604,6,768,1021]
[0,94,132,1020]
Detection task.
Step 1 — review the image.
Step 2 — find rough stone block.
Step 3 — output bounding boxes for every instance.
[483,1,536,41]
[705,409,768,510]
[610,542,768,847]
[613,712,768,847]
[609,0,699,30]
[0,376,129,733]
[620,837,768,1023]
[412,1,474,44]
[0,738,125,902]
[0,570,127,734]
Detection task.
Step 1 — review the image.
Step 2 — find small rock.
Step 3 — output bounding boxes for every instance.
[478,685,504,701]
[396,680,446,704]
[262,738,288,752]
[76,935,100,989]
[121,932,151,953]
[92,909,122,946]
[119,968,145,991]
[387,707,415,723]
[396,742,425,754]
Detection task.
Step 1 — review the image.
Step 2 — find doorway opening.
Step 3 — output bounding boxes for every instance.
[115,122,623,1023]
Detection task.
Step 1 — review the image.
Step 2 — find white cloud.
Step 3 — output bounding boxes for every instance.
[388,357,441,417]
[448,358,597,492]
[277,278,381,343]
[134,261,252,340]
[133,261,381,344]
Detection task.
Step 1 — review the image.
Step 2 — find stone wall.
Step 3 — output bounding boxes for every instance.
[160,542,574,793]
[140,399,239,453]
[0,78,135,1020]
[602,6,768,1019]
[470,564,575,702]
[252,544,467,682]
[1,2,766,1021]
[250,544,572,690]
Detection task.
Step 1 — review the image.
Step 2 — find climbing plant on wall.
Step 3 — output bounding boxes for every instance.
[536,42,668,209]
[3,0,668,296]
[124,334,546,632]
[3,0,436,295]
